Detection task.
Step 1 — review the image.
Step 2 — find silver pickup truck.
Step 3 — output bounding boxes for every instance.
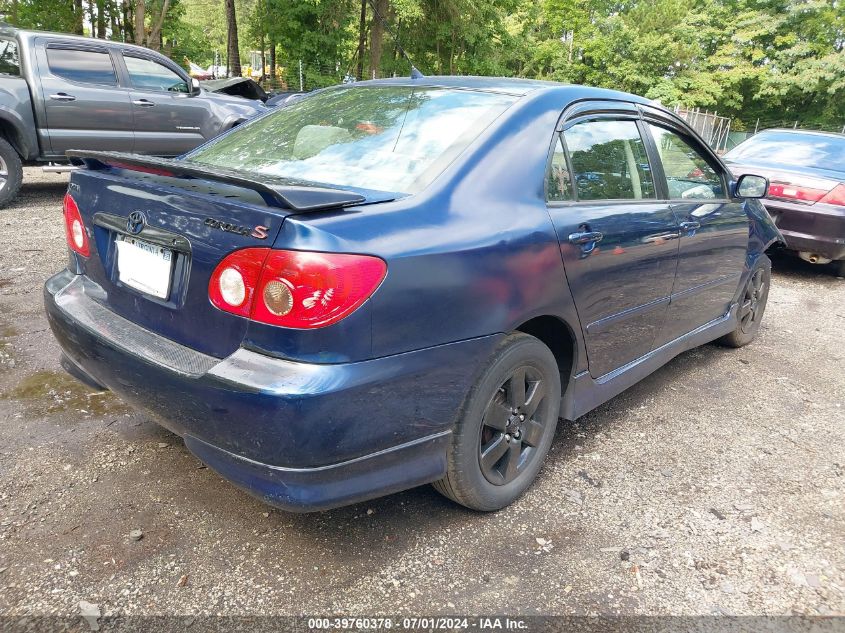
[0,25,266,207]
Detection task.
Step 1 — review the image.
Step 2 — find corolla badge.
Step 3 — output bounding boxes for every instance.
[126,211,146,235]
[204,217,270,240]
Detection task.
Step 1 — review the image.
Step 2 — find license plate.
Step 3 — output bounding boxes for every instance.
[115,235,174,299]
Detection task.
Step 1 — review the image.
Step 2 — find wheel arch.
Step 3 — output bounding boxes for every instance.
[514,315,577,395]
[0,111,31,159]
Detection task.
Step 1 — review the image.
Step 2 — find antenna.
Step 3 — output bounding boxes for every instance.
[366,0,424,79]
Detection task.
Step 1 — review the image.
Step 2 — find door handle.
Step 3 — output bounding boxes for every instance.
[568,231,604,245]
[679,221,701,233]
[132,99,155,107]
[49,93,76,101]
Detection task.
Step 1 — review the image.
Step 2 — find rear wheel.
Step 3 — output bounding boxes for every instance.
[0,137,23,209]
[834,260,845,278]
[718,255,771,348]
[433,333,561,511]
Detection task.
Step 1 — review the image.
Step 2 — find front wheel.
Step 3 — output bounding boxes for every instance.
[0,137,23,209]
[433,333,561,511]
[718,255,771,348]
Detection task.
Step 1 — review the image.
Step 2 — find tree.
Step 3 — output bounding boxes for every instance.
[225,0,240,76]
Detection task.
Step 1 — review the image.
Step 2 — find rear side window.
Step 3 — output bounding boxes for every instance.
[563,120,655,201]
[647,124,724,199]
[547,136,573,201]
[124,55,189,93]
[47,48,116,85]
[0,39,19,76]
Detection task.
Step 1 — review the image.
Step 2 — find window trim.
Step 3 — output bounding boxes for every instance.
[122,51,190,94]
[45,43,118,87]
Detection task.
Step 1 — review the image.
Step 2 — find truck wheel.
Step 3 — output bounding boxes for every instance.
[0,137,23,209]
[433,332,561,511]
[718,255,771,348]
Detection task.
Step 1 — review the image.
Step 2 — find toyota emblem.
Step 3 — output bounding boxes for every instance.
[126,211,146,235]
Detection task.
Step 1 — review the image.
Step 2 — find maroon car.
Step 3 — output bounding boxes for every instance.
[724,129,845,276]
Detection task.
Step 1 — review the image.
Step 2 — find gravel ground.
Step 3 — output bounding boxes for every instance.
[0,168,843,619]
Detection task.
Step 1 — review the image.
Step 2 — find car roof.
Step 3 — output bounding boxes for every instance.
[343,75,654,105]
[1,24,163,57]
[754,128,845,140]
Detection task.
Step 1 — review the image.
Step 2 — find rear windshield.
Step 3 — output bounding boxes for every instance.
[187,86,517,194]
[726,131,845,171]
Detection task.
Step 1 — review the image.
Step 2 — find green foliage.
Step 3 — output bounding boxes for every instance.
[1,0,842,125]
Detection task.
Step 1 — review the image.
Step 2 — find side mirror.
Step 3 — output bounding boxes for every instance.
[736,174,768,199]
[190,77,201,95]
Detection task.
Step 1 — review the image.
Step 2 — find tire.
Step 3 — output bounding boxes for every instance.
[0,137,22,209]
[833,260,845,278]
[718,255,771,348]
[433,332,561,511]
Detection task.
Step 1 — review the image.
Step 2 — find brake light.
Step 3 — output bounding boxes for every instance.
[819,184,845,207]
[209,249,387,329]
[767,182,827,203]
[63,192,90,257]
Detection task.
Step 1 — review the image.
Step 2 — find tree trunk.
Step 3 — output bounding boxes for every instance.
[147,0,170,50]
[73,0,84,34]
[110,0,121,40]
[355,0,366,81]
[269,41,276,84]
[123,0,133,42]
[369,0,388,79]
[87,0,95,36]
[96,0,106,38]
[134,0,145,45]
[225,0,241,77]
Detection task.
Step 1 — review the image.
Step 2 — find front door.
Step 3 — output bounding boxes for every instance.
[37,42,134,156]
[121,53,206,156]
[547,115,680,378]
[642,120,749,345]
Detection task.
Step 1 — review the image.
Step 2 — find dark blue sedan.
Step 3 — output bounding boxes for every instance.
[45,77,781,512]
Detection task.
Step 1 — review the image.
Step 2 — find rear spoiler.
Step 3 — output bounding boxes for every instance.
[66,150,368,212]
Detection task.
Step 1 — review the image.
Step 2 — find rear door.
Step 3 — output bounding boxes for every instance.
[547,103,680,378]
[640,112,749,345]
[120,52,207,155]
[36,40,134,155]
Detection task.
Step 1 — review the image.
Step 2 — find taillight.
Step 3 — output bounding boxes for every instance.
[209,249,387,329]
[819,183,845,207]
[767,182,827,203]
[63,192,90,257]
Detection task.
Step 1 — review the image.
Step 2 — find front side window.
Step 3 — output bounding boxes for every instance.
[0,39,19,76]
[547,136,573,202]
[648,124,724,199]
[188,86,517,194]
[124,55,188,93]
[46,48,116,85]
[563,119,655,201]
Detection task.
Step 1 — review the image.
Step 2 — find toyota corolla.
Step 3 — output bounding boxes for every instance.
[45,77,781,512]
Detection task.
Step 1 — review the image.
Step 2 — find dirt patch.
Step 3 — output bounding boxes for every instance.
[3,369,131,418]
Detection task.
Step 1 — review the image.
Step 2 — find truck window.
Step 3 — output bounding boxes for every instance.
[123,55,188,93]
[46,48,116,85]
[0,39,19,76]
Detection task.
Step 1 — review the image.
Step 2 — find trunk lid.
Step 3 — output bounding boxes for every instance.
[66,153,372,358]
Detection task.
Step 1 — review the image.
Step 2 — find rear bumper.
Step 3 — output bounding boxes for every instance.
[763,199,845,261]
[45,270,497,511]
